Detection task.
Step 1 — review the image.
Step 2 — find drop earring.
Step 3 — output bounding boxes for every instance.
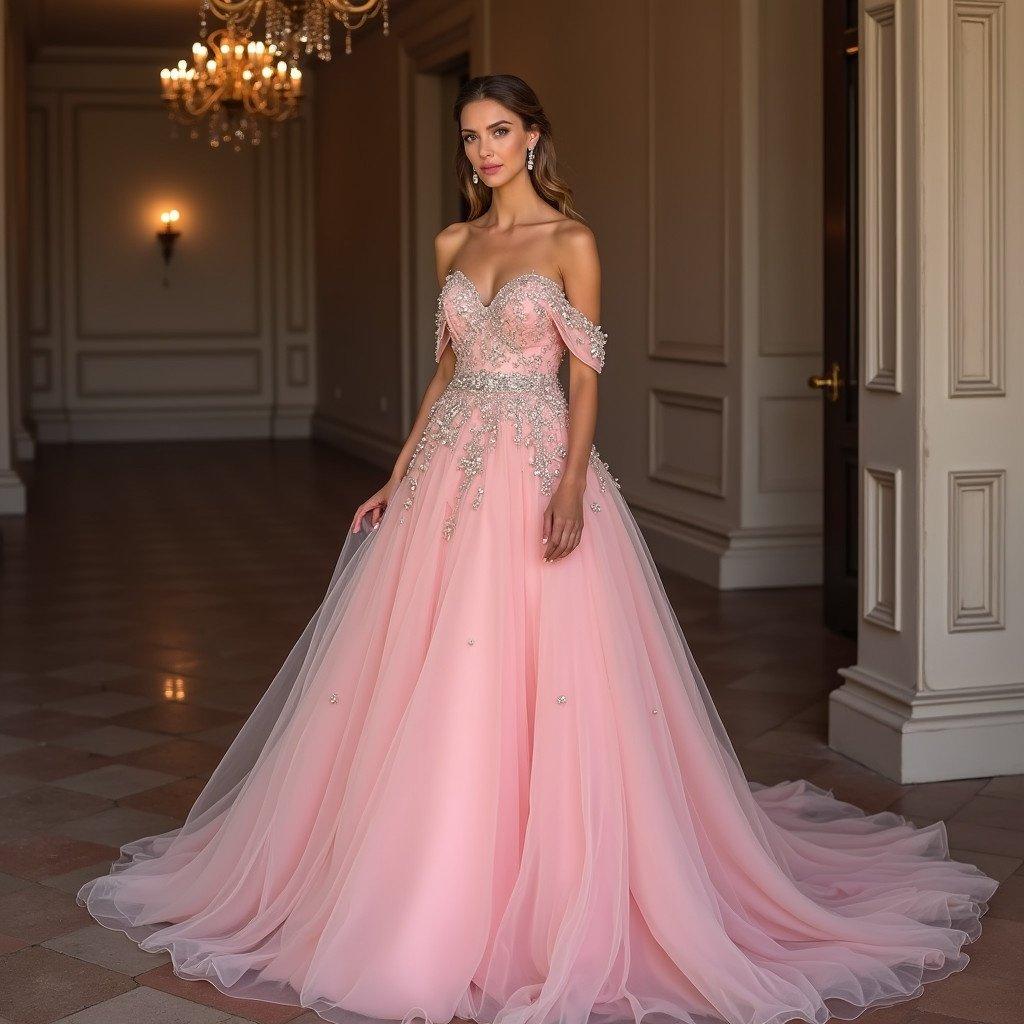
[472,170,479,184]
[527,146,535,171]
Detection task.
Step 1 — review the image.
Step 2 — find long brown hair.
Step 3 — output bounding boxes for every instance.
[453,74,586,223]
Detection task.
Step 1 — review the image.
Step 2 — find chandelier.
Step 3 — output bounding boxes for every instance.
[201,0,390,61]
[160,27,303,149]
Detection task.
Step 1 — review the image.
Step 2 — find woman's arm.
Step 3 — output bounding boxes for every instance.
[542,224,602,562]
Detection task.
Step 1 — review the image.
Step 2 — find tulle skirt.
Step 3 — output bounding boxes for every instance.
[77,415,998,1024]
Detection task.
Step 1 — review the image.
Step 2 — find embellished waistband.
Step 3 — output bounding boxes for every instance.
[446,369,562,394]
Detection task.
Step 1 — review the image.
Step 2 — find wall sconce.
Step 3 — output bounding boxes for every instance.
[157,209,181,285]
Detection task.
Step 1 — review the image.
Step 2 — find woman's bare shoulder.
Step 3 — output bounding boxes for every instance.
[553,219,600,290]
[434,222,471,285]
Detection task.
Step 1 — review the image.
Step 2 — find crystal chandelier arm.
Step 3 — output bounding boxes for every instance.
[325,0,390,15]
[205,0,385,23]
[206,0,266,26]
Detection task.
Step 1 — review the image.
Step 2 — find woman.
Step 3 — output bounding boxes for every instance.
[78,74,997,1024]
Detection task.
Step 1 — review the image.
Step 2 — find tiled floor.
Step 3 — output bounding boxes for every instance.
[1,440,1021,1024]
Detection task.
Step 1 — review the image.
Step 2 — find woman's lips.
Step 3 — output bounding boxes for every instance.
[480,164,502,173]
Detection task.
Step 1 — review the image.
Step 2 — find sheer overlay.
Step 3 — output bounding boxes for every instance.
[78,270,997,1024]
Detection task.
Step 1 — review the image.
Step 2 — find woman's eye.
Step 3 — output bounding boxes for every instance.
[494,127,508,137]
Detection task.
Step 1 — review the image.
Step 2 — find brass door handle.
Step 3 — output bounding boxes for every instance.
[807,361,843,402]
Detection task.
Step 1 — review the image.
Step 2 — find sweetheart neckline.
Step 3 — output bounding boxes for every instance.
[442,268,565,309]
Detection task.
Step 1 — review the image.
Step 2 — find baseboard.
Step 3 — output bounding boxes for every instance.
[312,411,400,473]
[830,665,1024,783]
[13,427,36,462]
[272,407,314,439]
[34,408,285,442]
[631,500,822,590]
[0,470,27,515]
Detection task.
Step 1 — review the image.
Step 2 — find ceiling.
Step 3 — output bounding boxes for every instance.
[25,0,210,50]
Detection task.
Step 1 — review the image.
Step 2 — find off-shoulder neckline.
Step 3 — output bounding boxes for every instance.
[441,268,606,341]
[442,268,565,308]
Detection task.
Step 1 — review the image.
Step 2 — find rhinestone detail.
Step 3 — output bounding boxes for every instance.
[329,693,338,704]
[437,270,607,373]
[399,369,618,540]
[411,271,621,539]
[556,694,568,704]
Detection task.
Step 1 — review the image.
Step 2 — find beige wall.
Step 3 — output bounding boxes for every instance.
[831,0,1024,783]
[312,0,824,589]
[27,49,316,442]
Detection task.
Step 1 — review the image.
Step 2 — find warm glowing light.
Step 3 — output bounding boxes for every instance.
[160,209,181,226]
[160,25,305,149]
[162,676,187,701]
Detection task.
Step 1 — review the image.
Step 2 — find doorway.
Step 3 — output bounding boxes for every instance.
[813,0,859,637]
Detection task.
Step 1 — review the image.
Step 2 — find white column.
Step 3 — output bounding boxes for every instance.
[0,0,28,514]
[829,0,1024,783]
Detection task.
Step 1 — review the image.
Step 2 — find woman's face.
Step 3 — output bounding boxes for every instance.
[460,98,538,188]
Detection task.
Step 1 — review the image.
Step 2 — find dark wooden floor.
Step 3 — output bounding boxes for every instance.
[0,440,1020,1024]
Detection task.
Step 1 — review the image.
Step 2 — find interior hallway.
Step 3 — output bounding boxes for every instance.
[0,440,1021,1024]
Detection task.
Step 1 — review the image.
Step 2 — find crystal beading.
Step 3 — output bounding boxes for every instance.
[399,370,617,540]
[402,272,621,539]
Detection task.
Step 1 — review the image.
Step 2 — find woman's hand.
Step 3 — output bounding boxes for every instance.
[542,477,585,562]
[350,474,403,534]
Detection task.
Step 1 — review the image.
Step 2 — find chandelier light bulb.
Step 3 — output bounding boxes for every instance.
[160,25,304,149]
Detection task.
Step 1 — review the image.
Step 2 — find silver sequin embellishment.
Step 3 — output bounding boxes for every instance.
[556,694,568,704]
[467,637,475,646]
[329,693,338,704]
[405,272,621,539]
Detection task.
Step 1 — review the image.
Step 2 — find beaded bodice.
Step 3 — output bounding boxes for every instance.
[397,269,618,540]
[435,270,607,375]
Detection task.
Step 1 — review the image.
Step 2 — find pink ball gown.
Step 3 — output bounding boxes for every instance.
[78,268,997,1024]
